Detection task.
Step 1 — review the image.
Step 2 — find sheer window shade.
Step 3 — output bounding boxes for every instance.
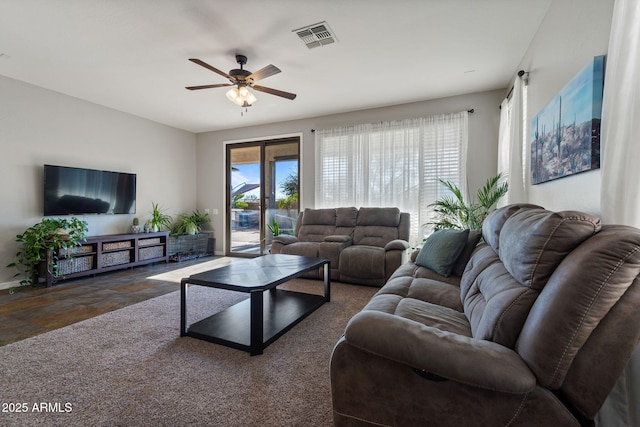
[497,75,528,206]
[314,112,468,244]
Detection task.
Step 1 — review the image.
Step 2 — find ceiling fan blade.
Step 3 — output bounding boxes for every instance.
[189,58,231,79]
[247,65,281,82]
[185,83,233,90]
[253,85,297,100]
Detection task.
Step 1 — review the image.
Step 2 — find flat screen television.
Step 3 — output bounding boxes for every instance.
[44,164,136,216]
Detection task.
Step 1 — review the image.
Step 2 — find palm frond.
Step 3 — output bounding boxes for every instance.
[427,174,509,230]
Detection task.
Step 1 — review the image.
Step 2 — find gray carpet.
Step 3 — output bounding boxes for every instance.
[0,278,376,426]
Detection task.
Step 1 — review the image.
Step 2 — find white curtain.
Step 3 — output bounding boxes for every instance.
[598,0,640,426]
[315,112,468,245]
[497,75,527,206]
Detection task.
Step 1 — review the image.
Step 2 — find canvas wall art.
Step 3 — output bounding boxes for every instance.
[530,55,605,184]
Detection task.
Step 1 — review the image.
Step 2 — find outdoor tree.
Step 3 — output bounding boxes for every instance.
[278,172,299,209]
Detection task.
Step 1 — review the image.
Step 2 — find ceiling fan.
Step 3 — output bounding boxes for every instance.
[186,54,297,107]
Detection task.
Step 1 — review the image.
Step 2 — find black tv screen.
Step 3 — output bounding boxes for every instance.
[44,164,136,216]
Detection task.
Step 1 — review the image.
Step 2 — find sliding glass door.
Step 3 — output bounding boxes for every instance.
[226,138,299,256]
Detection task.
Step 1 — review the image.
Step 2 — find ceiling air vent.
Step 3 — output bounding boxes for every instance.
[293,22,337,49]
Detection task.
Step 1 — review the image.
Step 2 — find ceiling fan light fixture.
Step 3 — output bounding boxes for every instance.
[226,86,256,106]
[226,87,239,102]
[246,91,257,105]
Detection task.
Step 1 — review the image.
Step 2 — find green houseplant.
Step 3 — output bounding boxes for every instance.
[8,217,88,288]
[428,173,508,230]
[149,202,172,232]
[170,210,210,236]
[267,218,280,237]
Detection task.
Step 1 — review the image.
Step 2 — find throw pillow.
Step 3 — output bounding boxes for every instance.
[415,229,470,277]
[451,229,483,277]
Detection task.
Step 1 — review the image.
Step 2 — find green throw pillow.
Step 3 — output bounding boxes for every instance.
[415,229,470,277]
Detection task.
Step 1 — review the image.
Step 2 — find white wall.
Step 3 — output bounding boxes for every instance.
[0,76,197,288]
[516,0,614,214]
[196,89,504,253]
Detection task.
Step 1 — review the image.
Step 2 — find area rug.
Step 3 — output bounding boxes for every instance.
[0,279,377,426]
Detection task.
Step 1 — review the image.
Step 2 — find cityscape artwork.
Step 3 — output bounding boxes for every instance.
[530,55,605,184]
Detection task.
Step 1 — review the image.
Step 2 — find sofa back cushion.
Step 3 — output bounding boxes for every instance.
[498,209,601,289]
[298,208,337,242]
[335,207,358,236]
[461,206,601,348]
[481,203,542,251]
[301,208,336,225]
[353,207,402,247]
[517,225,640,391]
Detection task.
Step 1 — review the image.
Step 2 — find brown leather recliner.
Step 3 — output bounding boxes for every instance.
[330,204,640,426]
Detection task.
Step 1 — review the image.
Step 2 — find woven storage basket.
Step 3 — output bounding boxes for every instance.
[139,238,161,247]
[101,251,130,267]
[57,255,94,275]
[139,246,164,261]
[103,241,132,251]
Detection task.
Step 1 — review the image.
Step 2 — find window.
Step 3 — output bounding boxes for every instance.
[315,112,468,243]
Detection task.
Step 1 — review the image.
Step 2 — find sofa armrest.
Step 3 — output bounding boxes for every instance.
[343,310,536,394]
[324,235,352,244]
[385,239,410,251]
[270,235,299,254]
[273,235,299,245]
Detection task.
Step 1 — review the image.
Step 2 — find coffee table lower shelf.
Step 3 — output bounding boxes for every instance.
[184,288,326,354]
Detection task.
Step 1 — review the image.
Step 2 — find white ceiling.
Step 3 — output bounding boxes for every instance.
[0,0,552,133]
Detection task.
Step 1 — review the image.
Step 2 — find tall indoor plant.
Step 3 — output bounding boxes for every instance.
[8,217,88,288]
[428,173,508,230]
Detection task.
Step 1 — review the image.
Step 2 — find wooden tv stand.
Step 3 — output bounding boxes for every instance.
[43,231,169,287]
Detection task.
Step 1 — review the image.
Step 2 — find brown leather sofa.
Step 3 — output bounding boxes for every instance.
[330,204,640,426]
[270,207,410,285]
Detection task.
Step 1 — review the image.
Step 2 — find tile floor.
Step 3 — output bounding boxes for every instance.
[0,256,227,347]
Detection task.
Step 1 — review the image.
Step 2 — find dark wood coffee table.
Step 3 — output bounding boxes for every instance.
[180,254,330,355]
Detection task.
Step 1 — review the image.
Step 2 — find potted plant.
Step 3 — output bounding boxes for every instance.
[428,173,508,230]
[130,217,141,233]
[267,218,280,237]
[188,209,210,233]
[171,214,199,235]
[149,202,172,232]
[7,217,88,288]
[170,210,211,236]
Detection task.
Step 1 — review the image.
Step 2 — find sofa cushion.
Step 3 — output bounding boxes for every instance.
[516,225,640,392]
[353,226,400,247]
[298,225,337,242]
[336,207,358,227]
[301,208,336,225]
[499,209,601,289]
[340,245,386,281]
[482,204,542,252]
[280,242,320,257]
[356,207,401,226]
[415,229,470,277]
[393,299,471,336]
[350,207,402,247]
[460,208,601,348]
[461,244,539,347]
